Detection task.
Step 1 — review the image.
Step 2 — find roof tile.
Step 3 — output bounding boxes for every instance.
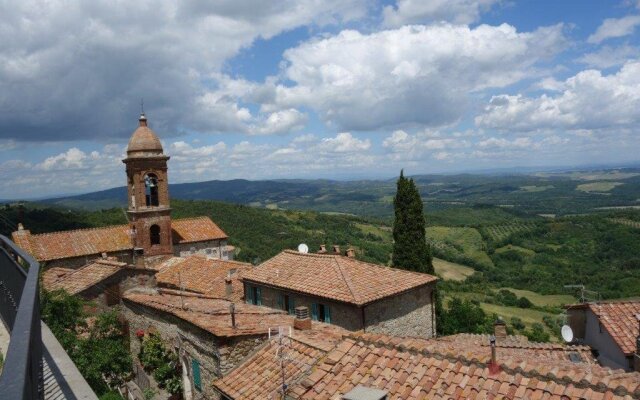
[243,250,437,305]
[12,217,227,261]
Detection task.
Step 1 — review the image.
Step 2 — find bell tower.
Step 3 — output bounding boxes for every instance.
[123,113,173,257]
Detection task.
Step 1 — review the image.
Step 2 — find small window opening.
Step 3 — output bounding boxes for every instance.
[150,225,161,245]
[144,174,159,206]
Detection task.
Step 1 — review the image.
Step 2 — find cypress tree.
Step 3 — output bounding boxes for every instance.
[392,170,434,274]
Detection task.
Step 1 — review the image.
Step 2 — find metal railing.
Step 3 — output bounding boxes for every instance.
[0,234,43,399]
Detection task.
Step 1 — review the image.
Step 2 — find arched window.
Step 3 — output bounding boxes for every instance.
[150,224,161,245]
[144,173,159,207]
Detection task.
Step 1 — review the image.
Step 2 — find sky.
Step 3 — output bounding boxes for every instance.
[1,0,640,198]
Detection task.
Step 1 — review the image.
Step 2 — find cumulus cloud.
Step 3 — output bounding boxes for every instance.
[0,0,366,142]
[383,129,470,161]
[587,15,640,44]
[476,61,640,132]
[383,0,501,26]
[267,23,565,132]
[578,45,639,69]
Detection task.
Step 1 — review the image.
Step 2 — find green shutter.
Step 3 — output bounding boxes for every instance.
[324,306,331,324]
[245,285,254,304]
[256,287,262,306]
[288,297,295,315]
[192,358,201,391]
[277,293,284,310]
[311,303,318,321]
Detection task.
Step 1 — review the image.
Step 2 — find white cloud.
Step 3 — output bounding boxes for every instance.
[269,23,565,131]
[383,129,470,161]
[587,15,640,44]
[0,0,366,142]
[317,132,370,153]
[578,45,639,69]
[37,148,88,170]
[476,61,640,132]
[249,109,308,135]
[382,0,501,26]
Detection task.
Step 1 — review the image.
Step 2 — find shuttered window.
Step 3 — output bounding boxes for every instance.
[245,284,254,304]
[192,359,201,391]
[311,303,318,321]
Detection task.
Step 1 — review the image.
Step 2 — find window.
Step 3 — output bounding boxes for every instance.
[144,173,159,206]
[245,285,261,306]
[278,294,295,315]
[191,358,201,391]
[150,225,161,245]
[311,303,331,323]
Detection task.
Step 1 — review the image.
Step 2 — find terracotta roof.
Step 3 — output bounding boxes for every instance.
[12,217,227,262]
[171,216,228,243]
[43,259,128,295]
[155,256,251,301]
[41,267,74,289]
[288,333,640,399]
[434,333,597,365]
[124,289,298,337]
[214,329,344,400]
[13,225,132,261]
[242,250,437,306]
[126,116,163,155]
[573,300,640,356]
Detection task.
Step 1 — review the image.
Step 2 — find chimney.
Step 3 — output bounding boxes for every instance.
[294,306,312,331]
[494,317,507,340]
[225,277,233,298]
[488,335,500,374]
[635,314,640,372]
[346,247,355,258]
[332,245,340,254]
[318,244,327,254]
[229,303,236,329]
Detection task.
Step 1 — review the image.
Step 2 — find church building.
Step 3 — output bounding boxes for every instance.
[12,114,233,269]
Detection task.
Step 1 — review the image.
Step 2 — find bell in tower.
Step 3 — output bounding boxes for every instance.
[122,113,173,257]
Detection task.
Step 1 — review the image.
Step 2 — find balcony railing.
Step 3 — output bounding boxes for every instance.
[0,234,43,399]
[0,235,97,400]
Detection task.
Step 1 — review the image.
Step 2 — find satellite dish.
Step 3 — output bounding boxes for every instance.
[297,243,309,254]
[561,325,574,343]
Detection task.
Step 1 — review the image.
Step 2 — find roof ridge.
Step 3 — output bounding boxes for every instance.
[332,257,359,304]
[281,249,437,278]
[347,334,640,397]
[27,223,129,237]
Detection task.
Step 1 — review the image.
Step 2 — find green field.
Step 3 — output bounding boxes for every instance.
[576,181,623,192]
[499,288,575,307]
[427,226,493,267]
[433,258,475,281]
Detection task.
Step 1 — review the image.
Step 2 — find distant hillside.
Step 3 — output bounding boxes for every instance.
[40,168,640,217]
[4,199,640,299]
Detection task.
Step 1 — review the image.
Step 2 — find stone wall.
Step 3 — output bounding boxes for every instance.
[174,240,233,260]
[123,298,266,400]
[363,283,436,338]
[248,284,363,331]
[79,269,156,312]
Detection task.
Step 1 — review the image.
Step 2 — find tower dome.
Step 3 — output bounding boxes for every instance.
[126,114,164,157]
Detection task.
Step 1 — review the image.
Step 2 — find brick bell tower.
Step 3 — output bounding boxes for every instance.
[123,113,173,257]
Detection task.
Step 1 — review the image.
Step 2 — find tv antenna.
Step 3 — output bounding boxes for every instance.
[297,243,309,254]
[564,284,600,303]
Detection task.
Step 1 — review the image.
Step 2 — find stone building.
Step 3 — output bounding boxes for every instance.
[41,258,156,311]
[567,300,640,371]
[122,288,343,400]
[242,249,438,337]
[12,114,233,269]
